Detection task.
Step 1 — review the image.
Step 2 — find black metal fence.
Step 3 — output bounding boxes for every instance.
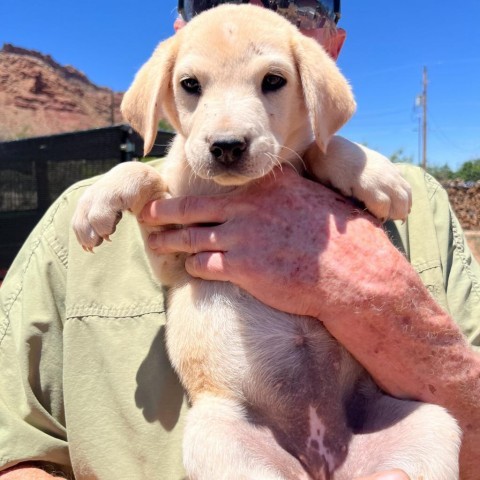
[0,125,174,273]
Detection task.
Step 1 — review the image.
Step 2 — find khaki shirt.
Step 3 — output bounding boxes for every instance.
[0,162,479,479]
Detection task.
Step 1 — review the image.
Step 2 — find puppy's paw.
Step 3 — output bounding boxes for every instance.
[71,162,167,251]
[305,138,412,222]
[72,185,125,251]
[351,150,412,222]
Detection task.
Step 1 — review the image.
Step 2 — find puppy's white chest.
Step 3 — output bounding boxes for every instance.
[165,279,356,407]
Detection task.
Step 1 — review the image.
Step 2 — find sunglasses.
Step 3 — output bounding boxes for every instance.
[178,0,341,29]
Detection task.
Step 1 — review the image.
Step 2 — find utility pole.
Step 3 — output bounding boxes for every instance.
[417,66,428,170]
[422,67,428,170]
[415,67,428,169]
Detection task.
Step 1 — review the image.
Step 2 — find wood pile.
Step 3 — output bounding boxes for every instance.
[444,181,480,231]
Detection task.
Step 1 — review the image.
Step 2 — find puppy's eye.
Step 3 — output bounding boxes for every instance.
[180,77,202,95]
[262,74,287,93]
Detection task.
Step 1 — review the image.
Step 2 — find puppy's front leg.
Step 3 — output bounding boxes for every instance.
[72,162,167,251]
[304,136,412,221]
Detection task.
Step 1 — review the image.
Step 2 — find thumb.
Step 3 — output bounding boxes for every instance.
[185,252,232,282]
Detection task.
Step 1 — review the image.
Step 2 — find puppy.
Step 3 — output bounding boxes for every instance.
[72,5,460,479]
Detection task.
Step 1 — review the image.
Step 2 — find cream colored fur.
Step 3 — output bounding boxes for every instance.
[72,5,460,479]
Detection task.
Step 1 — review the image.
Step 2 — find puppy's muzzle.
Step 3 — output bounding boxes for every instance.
[209,137,247,166]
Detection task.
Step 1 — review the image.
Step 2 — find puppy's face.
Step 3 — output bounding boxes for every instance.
[173,17,313,185]
[122,4,356,186]
[173,31,308,186]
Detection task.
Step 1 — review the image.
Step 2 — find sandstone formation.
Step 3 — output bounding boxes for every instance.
[0,43,123,140]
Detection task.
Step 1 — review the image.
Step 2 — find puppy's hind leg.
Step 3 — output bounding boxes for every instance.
[338,395,461,480]
[183,394,310,480]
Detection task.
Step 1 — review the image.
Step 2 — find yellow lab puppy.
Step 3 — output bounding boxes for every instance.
[73,4,460,479]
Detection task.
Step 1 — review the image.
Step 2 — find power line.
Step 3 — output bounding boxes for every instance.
[429,114,480,155]
[353,107,411,119]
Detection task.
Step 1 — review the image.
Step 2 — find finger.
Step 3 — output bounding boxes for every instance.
[184,252,232,282]
[148,227,224,254]
[140,195,229,226]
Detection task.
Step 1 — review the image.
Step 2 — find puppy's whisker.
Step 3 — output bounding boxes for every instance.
[285,144,305,163]
[185,163,197,188]
[264,153,282,179]
[266,142,306,172]
[280,156,301,172]
[261,157,272,178]
[265,150,294,173]
[264,152,278,165]
[271,151,289,172]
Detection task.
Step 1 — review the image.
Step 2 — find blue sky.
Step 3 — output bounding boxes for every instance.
[3,0,480,170]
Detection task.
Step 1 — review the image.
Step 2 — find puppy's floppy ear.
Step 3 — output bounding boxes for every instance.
[121,36,179,156]
[292,33,356,153]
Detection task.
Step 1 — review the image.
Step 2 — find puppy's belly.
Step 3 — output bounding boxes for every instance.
[166,279,371,472]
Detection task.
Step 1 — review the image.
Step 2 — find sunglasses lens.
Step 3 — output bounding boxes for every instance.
[180,0,207,22]
[275,1,337,29]
[179,0,339,26]
[179,0,248,21]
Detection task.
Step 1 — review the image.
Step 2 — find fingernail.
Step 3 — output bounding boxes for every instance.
[148,233,158,248]
[141,202,156,223]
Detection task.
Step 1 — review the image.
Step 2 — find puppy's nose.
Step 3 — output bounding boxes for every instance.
[210,138,247,165]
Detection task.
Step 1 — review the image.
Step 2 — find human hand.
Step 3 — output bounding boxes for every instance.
[141,167,408,321]
[0,466,60,479]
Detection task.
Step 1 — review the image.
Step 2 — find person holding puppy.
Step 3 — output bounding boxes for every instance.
[0,1,479,480]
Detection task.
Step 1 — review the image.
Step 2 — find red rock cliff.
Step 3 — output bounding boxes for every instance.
[0,43,124,140]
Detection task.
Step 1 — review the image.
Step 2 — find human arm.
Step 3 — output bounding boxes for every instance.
[141,167,480,479]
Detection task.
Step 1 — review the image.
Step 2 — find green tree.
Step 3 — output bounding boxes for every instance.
[389,149,413,164]
[158,119,175,132]
[455,159,480,182]
[427,164,455,182]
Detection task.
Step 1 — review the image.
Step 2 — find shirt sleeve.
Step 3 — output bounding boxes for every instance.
[0,194,73,474]
[0,172,187,479]
[387,165,480,347]
[428,173,480,346]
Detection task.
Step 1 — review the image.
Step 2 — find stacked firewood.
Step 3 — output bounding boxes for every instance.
[444,181,480,231]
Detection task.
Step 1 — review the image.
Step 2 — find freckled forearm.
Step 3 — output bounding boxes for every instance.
[309,220,470,400]
[322,267,478,403]
[321,266,480,478]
